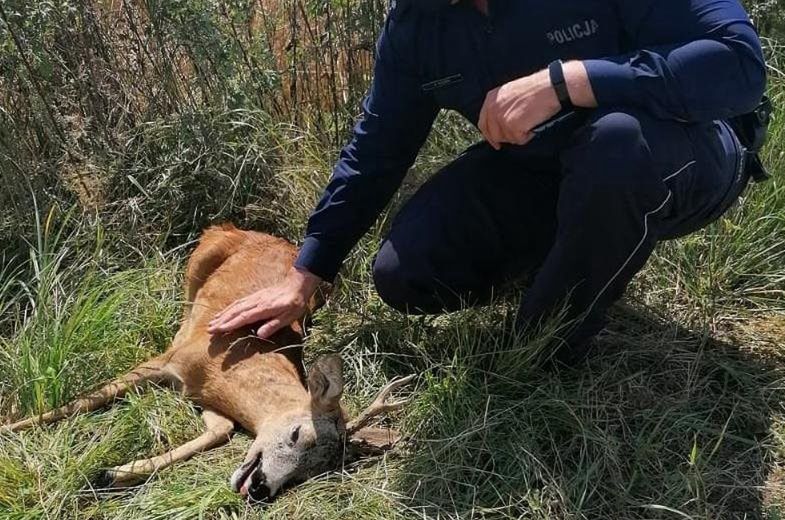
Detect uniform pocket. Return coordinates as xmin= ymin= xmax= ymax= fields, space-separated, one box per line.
xmin=424 ymin=73 xmax=485 ymax=125
xmin=660 ymin=121 xmax=743 ymax=239
xmin=695 ymin=121 xmax=748 ymax=225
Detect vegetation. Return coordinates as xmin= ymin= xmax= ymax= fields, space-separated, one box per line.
xmin=1 ymin=1 xmax=784 ymax=519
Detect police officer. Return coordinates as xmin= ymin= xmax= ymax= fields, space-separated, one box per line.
xmin=209 ymin=0 xmax=767 ymax=364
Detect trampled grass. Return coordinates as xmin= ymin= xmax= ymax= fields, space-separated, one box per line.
xmin=1 ymin=24 xmax=785 ymax=520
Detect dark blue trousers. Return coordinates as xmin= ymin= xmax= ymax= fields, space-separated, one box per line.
xmin=372 ymin=108 xmax=750 ymax=361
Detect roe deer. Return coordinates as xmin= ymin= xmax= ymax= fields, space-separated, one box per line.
xmin=3 ymin=224 xmax=413 ymax=500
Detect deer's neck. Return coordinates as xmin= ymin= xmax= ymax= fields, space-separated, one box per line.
xmin=247 ymin=375 xmax=311 ymax=434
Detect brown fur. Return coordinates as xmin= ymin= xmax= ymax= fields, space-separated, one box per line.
xmin=168 ymin=224 xmax=314 ymax=432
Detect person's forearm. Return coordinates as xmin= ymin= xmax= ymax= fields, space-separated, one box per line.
xmin=581 ymin=32 xmax=765 ymax=121
xmin=477 ymin=60 xmax=599 ymax=148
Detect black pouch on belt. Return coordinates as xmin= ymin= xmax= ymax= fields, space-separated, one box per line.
xmin=728 ymin=95 xmax=775 ymax=182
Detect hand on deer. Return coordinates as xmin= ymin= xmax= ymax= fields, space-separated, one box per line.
xmin=208 ymin=266 xmax=322 ymax=338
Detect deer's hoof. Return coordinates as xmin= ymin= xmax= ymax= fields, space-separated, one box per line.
xmin=92 ymin=470 xmax=117 ymax=489
xmin=92 ymin=468 xmax=147 ymax=489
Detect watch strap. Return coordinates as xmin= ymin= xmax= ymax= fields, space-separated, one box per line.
xmin=548 ymin=60 xmax=574 ymax=111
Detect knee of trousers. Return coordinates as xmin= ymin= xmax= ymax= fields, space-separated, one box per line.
xmin=372 ymin=239 xmax=441 ymax=315
xmin=563 ymin=109 xmax=659 ymax=200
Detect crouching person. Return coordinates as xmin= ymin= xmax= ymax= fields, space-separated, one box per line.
xmin=209 ymin=0 xmax=767 ymax=365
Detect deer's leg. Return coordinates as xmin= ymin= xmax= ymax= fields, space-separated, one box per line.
xmin=102 ymin=409 xmax=234 ymax=487
xmin=3 ymin=357 xmax=172 ymax=433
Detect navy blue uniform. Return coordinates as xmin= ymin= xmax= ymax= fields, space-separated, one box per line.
xmin=294 ymin=0 xmax=766 ymax=359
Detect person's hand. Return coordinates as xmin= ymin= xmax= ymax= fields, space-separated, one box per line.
xmin=479 ymin=61 xmax=596 ymax=150
xmin=479 ymin=68 xmax=560 ymax=150
xmin=208 ymin=267 xmax=323 ymax=339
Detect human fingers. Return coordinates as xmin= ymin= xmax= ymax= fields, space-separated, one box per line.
xmin=479 ymin=90 xmax=502 ymax=150
xmin=210 ymin=293 xmax=259 ymax=323
xmin=210 ymin=303 xmax=278 ymax=334
xmin=484 ymin=108 xmax=505 ymax=150
xmin=255 ymin=317 xmax=288 ymax=340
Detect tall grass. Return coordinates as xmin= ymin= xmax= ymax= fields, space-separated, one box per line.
xmin=0 ymin=0 xmax=384 ymax=254
xmin=0 ymin=208 xmax=181 ymax=419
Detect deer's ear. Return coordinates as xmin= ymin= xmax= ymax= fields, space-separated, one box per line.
xmin=307 ymin=355 xmax=344 ymax=411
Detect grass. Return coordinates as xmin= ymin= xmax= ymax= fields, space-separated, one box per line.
xmin=1 ymin=126 xmax=784 ymax=519
xmin=1 ymin=10 xmax=785 ymax=520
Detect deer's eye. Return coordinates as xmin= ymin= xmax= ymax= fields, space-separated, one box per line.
xmin=289 ymin=425 xmax=301 ymax=446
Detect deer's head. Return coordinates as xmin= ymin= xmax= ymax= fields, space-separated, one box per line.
xmin=230 ymin=355 xmax=413 ymax=501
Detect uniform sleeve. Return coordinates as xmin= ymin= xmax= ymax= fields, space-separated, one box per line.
xmin=294 ymin=17 xmax=439 ymax=282
xmin=584 ymin=0 xmax=766 ymax=122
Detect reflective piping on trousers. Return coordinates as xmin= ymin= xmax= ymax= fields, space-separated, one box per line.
xmin=586 ymin=160 xmax=696 ymax=314
xmin=662 ymin=160 xmax=696 ymax=182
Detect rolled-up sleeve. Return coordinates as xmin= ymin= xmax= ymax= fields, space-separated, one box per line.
xmin=584 ymin=0 xmax=766 ymax=122
xmin=294 ymin=16 xmax=438 ymax=282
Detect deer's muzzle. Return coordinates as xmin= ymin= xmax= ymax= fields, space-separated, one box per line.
xmin=230 ymin=452 xmax=262 ymax=496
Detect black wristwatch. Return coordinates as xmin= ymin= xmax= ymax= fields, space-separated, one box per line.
xmin=548 ymin=60 xmax=574 ymax=111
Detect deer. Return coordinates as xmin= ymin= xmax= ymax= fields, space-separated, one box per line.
xmin=2 ymin=224 xmax=414 ymax=501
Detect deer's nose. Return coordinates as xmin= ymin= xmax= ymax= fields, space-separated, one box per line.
xmin=247 ymin=469 xmax=271 ymax=501
xmin=248 ymin=482 xmax=271 ymax=501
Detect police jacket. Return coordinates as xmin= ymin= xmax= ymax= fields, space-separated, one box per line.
xmin=294 ymin=0 xmax=767 ymax=282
